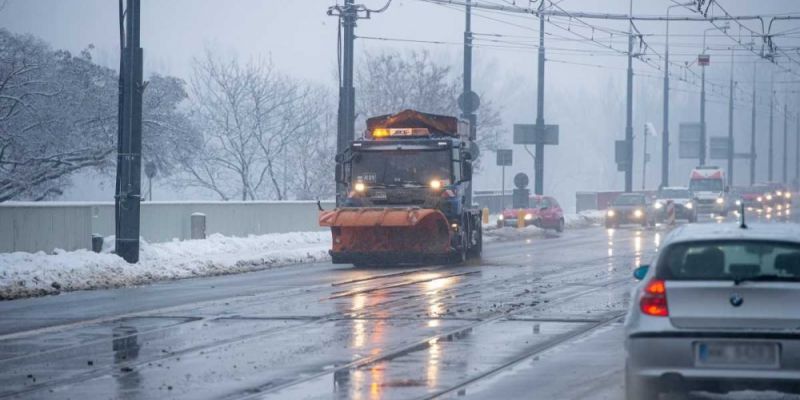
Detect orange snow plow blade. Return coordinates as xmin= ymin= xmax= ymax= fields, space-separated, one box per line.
xmin=319 ymin=208 xmax=452 ymax=264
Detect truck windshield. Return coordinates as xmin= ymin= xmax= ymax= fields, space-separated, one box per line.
xmin=689 ymin=179 xmax=723 ymax=192
xmin=658 ymin=241 xmax=800 ymax=282
xmin=613 ymin=195 xmax=644 ymax=206
xmin=351 ymin=149 xmax=452 ymax=187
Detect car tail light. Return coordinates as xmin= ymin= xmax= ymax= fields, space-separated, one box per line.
xmin=639 ymin=279 xmax=668 ymax=317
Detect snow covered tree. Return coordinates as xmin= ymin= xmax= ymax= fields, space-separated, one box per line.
xmin=0 ymin=29 xmax=196 ymax=202
xmin=181 ymin=51 xmax=331 ymax=201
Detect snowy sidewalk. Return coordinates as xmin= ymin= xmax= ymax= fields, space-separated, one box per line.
xmin=0 ymin=232 xmax=330 ymax=300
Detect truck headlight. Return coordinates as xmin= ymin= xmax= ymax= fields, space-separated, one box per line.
xmin=354 ymin=182 xmax=366 ymax=192
xmin=429 ymin=179 xmax=442 ymax=189
xmin=524 ymin=213 xmax=533 ymax=221
xmin=654 ymin=202 xmax=663 ymax=209
xmin=633 ymin=209 xmax=643 ymax=218
xmin=607 ymin=210 xmax=615 ymax=217
xmin=498 ymin=214 xmax=504 ymax=221
xmin=715 ymin=197 xmax=724 ymax=204
xmin=686 ymin=202 xmax=693 ymax=209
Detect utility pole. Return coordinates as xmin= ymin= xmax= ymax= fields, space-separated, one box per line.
xmin=783 ymin=103 xmax=788 ymax=183
xmin=624 ymin=0 xmax=634 ymax=192
xmin=334 ymin=0 xmax=357 ymax=206
xmin=769 ymin=73 xmax=774 ymax=181
xmin=727 ymin=48 xmax=735 ymax=187
xmin=699 ymin=58 xmax=707 ymax=167
xmin=750 ymin=62 xmax=757 ymax=186
xmin=796 ymin=112 xmax=799 ymax=187
xmin=642 ymin=124 xmax=648 ymax=190
xmin=534 ymin=0 xmax=546 ymax=195
xmin=462 ymin=0 xmax=476 ymax=204
xmin=115 ymin=0 xmax=144 ymax=264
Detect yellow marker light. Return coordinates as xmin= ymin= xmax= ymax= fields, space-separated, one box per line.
xmin=524 ymin=213 xmax=533 ymax=221
xmin=633 ymin=209 xmax=643 ymax=218
xmin=607 ymin=210 xmax=616 ymax=217
xmin=715 ymin=197 xmax=724 ymax=204
xmin=354 ymin=182 xmax=366 ymax=192
xmin=372 ymin=128 xmax=390 ymax=138
xmin=429 ymin=179 xmax=442 ymax=189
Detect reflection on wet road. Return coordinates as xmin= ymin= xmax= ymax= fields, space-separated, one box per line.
xmin=0 ymin=207 xmax=797 ymax=399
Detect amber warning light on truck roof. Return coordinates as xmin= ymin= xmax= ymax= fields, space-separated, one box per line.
xmin=371 ymin=127 xmax=430 ymax=138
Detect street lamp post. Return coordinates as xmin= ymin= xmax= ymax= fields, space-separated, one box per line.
xmin=699 ymin=25 xmax=728 ymax=167
xmin=662 ymin=1 xmax=694 ymax=188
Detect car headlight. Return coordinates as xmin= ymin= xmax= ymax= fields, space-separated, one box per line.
xmin=633 ymin=209 xmax=643 ymax=218
xmin=735 ymin=200 xmax=742 ymax=206
xmin=685 ymin=202 xmax=693 ymax=209
xmin=766 ymin=194 xmax=773 ymax=201
xmin=787 ymin=193 xmax=792 ymax=199
xmin=498 ymin=214 xmax=504 ymax=221
xmin=524 ymin=213 xmax=533 ymax=221
xmin=715 ymin=197 xmax=724 ymax=205
xmin=654 ymin=202 xmax=663 ymax=209
xmin=776 ymin=191 xmax=783 ymax=196
xmin=757 ymin=196 xmax=763 ymax=202
xmin=607 ymin=210 xmax=616 ymax=217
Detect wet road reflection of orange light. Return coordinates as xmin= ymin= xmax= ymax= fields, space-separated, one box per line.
xmin=427 ymin=338 xmax=440 ymax=388
xmin=370 ymin=365 xmax=384 ymax=400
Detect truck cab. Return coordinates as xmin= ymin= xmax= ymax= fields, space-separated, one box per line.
xmin=688 ymin=166 xmax=729 ymax=216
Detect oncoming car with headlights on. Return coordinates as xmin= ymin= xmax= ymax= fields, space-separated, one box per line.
xmin=653 ymin=187 xmax=697 ymax=223
xmin=496 ymin=195 xmax=565 ymax=232
xmin=624 ymin=222 xmax=800 ymax=399
xmin=605 ymin=193 xmax=655 ymax=228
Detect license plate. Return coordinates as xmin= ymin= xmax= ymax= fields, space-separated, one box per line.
xmin=695 ymin=341 xmax=779 ymax=368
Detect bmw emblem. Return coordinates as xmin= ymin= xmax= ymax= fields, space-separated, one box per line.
xmin=729 ymin=293 xmax=744 ymax=307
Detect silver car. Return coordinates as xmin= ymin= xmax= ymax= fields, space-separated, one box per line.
xmin=624 ymin=222 xmax=800 ymax=399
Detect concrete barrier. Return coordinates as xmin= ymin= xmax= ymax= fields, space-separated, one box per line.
xmin=0 ymin=200 xmax=335 ymax=253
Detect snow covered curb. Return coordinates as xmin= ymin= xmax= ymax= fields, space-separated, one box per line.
xmin=0 ymin=232 xmax=331 ymax=300
xmin=483 ymin=210 xmax=605 ymax=242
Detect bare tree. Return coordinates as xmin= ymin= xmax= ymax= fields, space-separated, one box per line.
xmin=285 ymin=87 xmax=336 ymax=200
xmin=182 ymin=51 xmax=325 ymax=201
xmin=355 ymin=49 xmax=501 ymax=168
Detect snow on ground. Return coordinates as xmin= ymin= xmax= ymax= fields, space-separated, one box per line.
xmin=0 ymin=232 xmax=331 ymax=300
xmin=483 ymin=210 xmax=605 ymax=242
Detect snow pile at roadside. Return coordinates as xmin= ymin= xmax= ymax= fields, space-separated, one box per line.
xmin=0 ymin=232 xmax=331 ymax=300
xmin=565 ymin=210 xmax=606 ymax=228
xmin=483 ymin=225 xmax=547 ymax=242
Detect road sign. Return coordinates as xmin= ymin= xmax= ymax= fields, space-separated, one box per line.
xmin=709 ymin=137 xmax=731 ymax=160
xmin=458 ymin=91 xmax=480 ymax=113
xmin=496 ymin=149 xmax=512 ymax=166
xmin=514 ymin=172 xmax=529 ymax=189
xmin=679 ymin=122 xmax=702 ymax=159
xmin=615 ymin=140 xmax=629 ymax=165
xmin=698 ymin=54 xmax=710 ymax=66
xmin=512 ymin=188 xmax=530 ymax=208
xmin=513 ymin=124 xmax=559 ymax=145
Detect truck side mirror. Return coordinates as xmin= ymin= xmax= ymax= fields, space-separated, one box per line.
xmin=462 ymin=161 xmax=473 ymax=182
xmin=335 ymin=164 xmax=344 ymax=184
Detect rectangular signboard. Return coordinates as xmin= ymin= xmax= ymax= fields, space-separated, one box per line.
xmin=496 ymin=149 xmax=513 ymax=166
xmin=709 ymin=137 xmax=731 ymax=160
xmin=513 ymin=124 xmax=559 ymax=145
xmin=679 ymin=122 xmax=702 ymax=159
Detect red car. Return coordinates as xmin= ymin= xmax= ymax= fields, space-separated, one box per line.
xmin=497 ymin=195 xmax=565 ymax=232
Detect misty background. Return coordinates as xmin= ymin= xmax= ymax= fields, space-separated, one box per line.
xmin=2 ymin=0 xmax=799 ymax=211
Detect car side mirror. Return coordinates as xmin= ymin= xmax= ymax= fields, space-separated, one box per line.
xmin=335 ymin=164 xmax=344 ymax=184
xmin=462 ymin=161 xmax=473 ymax=182
xmin=633 ymin=265 xmax=649 ymax=281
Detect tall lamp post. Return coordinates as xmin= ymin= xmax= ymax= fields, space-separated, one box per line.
xmin=662 ymin=1 xmax=695 ymax=188
xmin=699 ymin=24 xmax=729 ymax=167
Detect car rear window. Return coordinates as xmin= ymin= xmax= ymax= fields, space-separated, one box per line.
xmin=658 ymin=241 xmax=800 ymax=281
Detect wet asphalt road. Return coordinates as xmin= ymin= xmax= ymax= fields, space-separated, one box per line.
xmin=0 ymin=211 xmax=797 ymax=399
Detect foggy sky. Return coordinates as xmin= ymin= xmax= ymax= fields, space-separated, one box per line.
xmin=2 ymin=0 xmax=799 ymax=209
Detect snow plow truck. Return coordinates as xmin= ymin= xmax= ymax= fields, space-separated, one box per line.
xmin=319 ymin=109 xmax=483 ymax=266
